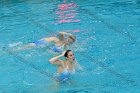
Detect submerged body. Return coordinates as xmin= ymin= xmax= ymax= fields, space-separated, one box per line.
xmin=12 ymin=32 xmax=76 ymax=53
xmin=49 ymin=50 xmax=81 ymax=82
xmin=55 ymin=60 xmax=75 ymax=82
xmin=56 ymin=70 xmax=71 ymax=82
xmin=32 ymin=38 xmax=64 ymax=52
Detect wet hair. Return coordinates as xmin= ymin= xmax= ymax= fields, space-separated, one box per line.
xmin=64 ymin=50 xmax=72 ymax=57
xmin=66 ymin=36 xmax=76 ymax=45
xmin=68 ymin=36 xmax=76 ymax=42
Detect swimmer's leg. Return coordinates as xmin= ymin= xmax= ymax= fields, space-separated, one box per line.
xmin=11 ymin=43 xmax=35 ymax=51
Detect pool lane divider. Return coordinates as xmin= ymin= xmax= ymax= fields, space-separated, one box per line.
xmin=78 ymin=51 xmax=137 ymax=86
xmin=78 ymin=8 xmax=136 ymax=43
xmin=1 ymin=47 xmax=57 ymax=81
xmin=5 ymin=3 xmax=81 ymax=36
xmin=3 ymin=1 xmax=136 ymax=43
xmin=2 ymin=1 xmax=137 ymax=85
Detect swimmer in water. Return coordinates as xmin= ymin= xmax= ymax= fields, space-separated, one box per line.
xmin=49 ymin=50 xmax=82 ymax=82
xmin=12 ymin=32 xmax=76 ymax=53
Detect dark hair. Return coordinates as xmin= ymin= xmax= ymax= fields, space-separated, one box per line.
xmin=64 ymin=50 xmax=72 ymax=57
xmin=68 ymin=36 xmax=76 ymax=42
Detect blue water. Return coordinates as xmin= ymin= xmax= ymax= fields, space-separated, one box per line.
xmin=0 ymin=0 xmax=140 ymax=93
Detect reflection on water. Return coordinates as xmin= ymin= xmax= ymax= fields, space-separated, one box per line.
xmin=54 ymin=0 xmax=80 ymax=24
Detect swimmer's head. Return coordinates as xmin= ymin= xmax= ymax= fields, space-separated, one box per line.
xmin=64 ymin=50 xmax=71 ymax=57
xmin=66 ymin=36 xmax=76 ymax=45
xmin=64 ymin=50 xmax=75 ymax=61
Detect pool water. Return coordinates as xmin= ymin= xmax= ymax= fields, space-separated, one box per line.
xmin=0 ymin=0 xmax=140 ymax=93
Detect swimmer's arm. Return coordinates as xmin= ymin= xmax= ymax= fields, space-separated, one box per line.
xmin=49 ymin=54 xmax=63 ymax=65
xmin=44 ymin=37 xmax=59 ymax=43
xmin=59 ymin=32 xmax=76 ymax=41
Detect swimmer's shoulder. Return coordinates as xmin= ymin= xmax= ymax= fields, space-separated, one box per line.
xmin=44 ymin=37 xmax=60 ymax=42
xmin=41 ymin=37 xmax=60 ymax=42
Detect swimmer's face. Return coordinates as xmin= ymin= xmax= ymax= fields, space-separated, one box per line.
xmin=67 ymin=51 xmax=75 ymax=61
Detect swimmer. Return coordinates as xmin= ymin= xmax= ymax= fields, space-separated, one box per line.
xmin=12 ymin=32 xmax=76 ymax=52
xmin=49 ymin=50 xmax=82 ymax=82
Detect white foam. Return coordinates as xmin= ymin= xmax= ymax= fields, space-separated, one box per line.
xmin=9 ymin=42 xmax=23 ymax=48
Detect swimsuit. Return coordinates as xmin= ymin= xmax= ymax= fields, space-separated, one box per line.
xmin=56 ymin=70 xmax=71 ymax=82
xmin=55 ymin=62 xmax=75 ymax=82
xmin=33 ymin=40 xmax=48 ymax=46
xmin=33 ymin=40 xmax=63 ymax=52
xmin=50 ymin=46 xmax=63 ymax=52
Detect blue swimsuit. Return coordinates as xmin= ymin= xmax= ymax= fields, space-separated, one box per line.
xmin=33 ymin=40 xmax=63 ymax=52
xmin=56 ymin=70 xmax=71 ymax=82
xmin=33 ymin=40 xmax=48 ymax=46
xmin=50 ymin=46 xmax=63 ymax=52
xmin=55 ymin=63 xmax=75 ymax=82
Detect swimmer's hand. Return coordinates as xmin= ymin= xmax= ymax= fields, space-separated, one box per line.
xmin=59 ymin=32 xmax=72 ymax=35
xmin=61 ymin=51 xmax=66 ymax=56
xmin=59 ymin=32 xmax=67 ymax=35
